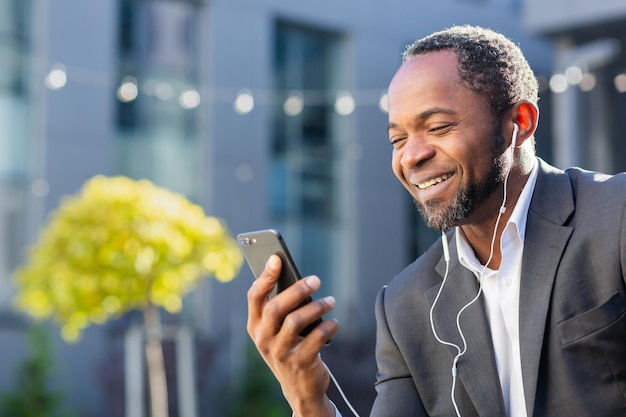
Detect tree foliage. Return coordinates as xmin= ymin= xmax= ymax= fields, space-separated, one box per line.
xmin=13 ymin=176 xmax=243 ymax=342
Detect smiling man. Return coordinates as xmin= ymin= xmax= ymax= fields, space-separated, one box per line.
xmin=247 ymin=26 xmax=626 ymax=417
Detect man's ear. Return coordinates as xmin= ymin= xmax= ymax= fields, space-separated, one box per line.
xmin=510 ymin=100 xmax=539 ymax=146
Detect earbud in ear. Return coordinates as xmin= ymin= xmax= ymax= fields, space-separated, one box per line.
xmin=511 ymin=123 xmax=519 ymax=149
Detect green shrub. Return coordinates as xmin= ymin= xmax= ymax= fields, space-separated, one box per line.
xmin=0 ymin=324 xmax=74 ymax=417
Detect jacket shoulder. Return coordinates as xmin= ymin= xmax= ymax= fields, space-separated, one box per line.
xmin=564 ymin=166 xmax=626 ymax=210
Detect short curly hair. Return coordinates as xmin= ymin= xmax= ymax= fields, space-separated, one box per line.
xmin=403 ymin=25 xmax=539 ymax=119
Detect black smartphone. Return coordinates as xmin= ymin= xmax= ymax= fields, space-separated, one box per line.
xmin=237 ymin=228 xmax=324 ymax=338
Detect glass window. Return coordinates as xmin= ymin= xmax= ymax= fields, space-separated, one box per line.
xmin=0 ymin=0 xmax=30 ymax=176
xmin=272 ymin=22 xmax=341 ymax=290
xmin=0 ymin=0 xmax=29 ymax=92
xmin=115 ymin=0 xmax=201 ymax=198
xmin=0 ymin=0 xmax=31 ymax=306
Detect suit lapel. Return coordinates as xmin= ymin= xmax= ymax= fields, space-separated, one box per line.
xmin=428 ymin=241 xmax=507 ymax=416
xmin=518 ymin=159 xmax=575 ymax=414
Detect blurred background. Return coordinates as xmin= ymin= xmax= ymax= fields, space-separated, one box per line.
xmin=0 ymin=0 xmax=625 ymax=416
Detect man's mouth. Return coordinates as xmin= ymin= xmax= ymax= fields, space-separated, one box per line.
xmin=416 ymin=173 xmax=453 ymax=189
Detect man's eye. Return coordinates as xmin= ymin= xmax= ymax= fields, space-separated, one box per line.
xmin=429 ymin=124 xmax=450 ymax=132
xmin=390 ymin=137 xmax=406 ymax=147
xmin=429 ymin=122 xmax=457 ymax=133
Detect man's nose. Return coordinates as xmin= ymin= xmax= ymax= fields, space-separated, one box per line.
xmin=400 ymin=135 xmax=435 ymax=168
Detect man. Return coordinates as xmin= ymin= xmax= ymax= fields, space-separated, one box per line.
xmin=247 ymin=25 xmax=626 ymax=417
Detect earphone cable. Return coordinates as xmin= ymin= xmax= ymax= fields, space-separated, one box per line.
xmin=429 ymin=123 xmax=518 ymax=417
xmin=322 ymin=356 xmax=361 ymax=417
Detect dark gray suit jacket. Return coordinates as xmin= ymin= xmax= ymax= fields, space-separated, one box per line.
xmin=371 ymin=159 xmax=626 ymax=416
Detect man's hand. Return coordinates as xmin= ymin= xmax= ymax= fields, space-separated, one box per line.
xmin=247 ymin=254 xmax=340 ymax=417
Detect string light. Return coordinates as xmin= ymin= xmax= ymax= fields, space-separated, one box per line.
xmin=117 ymin=76 xmax=139 ymax=102
xmin=40 ymin=61 xmax=626 ymax=115
xmin=234 ymin=89 xmax=255 ymax=114
xmin=579 ymin=73 xmax=596 ymax=92
xmin=35 ymin=59 xmax=387 ymax=116
xmin=549 ymin=73 xmax=568 ymax=93
xmin=334 ymin=91 xmax=355 ymax=116
xmin=283 ymin=91 xmax=304 ymax=116
xmin=564 ymin=66 xmax=583 ymax=85
xmin=45 ymin=64 xmax=67 ymax=90
xmin=179 ymin=89 xmax=201 ymax=109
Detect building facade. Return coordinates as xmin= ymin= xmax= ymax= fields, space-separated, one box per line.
xmin=0 ymin=1 xmax=554 ymax=416
xmin=524 ymin=0 xmax=626 ymax=174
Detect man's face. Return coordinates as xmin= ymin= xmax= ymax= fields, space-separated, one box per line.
xmin=387 ymin=50 xmax=507 ymax=231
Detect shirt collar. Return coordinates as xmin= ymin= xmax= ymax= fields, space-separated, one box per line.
xmin=456 ymin=159 xmax=539 ymax=271
xmin=506 ymin=158 xmax=538 ymax=243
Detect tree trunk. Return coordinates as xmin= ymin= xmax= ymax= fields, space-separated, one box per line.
xmin=144 ymin=303 xmax=169 ymax=417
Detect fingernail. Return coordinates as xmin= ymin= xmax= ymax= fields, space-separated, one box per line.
xmin=267 ymin=255 xmax=279 ymax=270
xmin=305 ymin=276 xmax=320 ymax=289
xmin=323 ymin=296 xmax=336 ymax=307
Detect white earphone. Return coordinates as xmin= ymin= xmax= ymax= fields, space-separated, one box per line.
xmin=432 ymin=121 xmax=519 ymax=417
xmin=511 ymin=123 xmax=519 ymax=151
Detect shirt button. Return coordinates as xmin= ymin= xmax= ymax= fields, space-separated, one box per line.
xmin=501 ymin=276 xmax=512 ymax=286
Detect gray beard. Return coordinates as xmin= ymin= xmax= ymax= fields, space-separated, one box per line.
xmin=414 ymin=133 xmax=507 ymax=232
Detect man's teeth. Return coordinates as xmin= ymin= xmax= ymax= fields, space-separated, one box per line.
xmin=417 ymin=173 xmax=452 ymax=189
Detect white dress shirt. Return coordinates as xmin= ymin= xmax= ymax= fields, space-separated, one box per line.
xmin=456 ymin=160 xmax=538 ymax=417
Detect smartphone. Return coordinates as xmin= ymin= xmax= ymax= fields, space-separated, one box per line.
xmin=237 ymin=228 xmax=324 ymax=338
